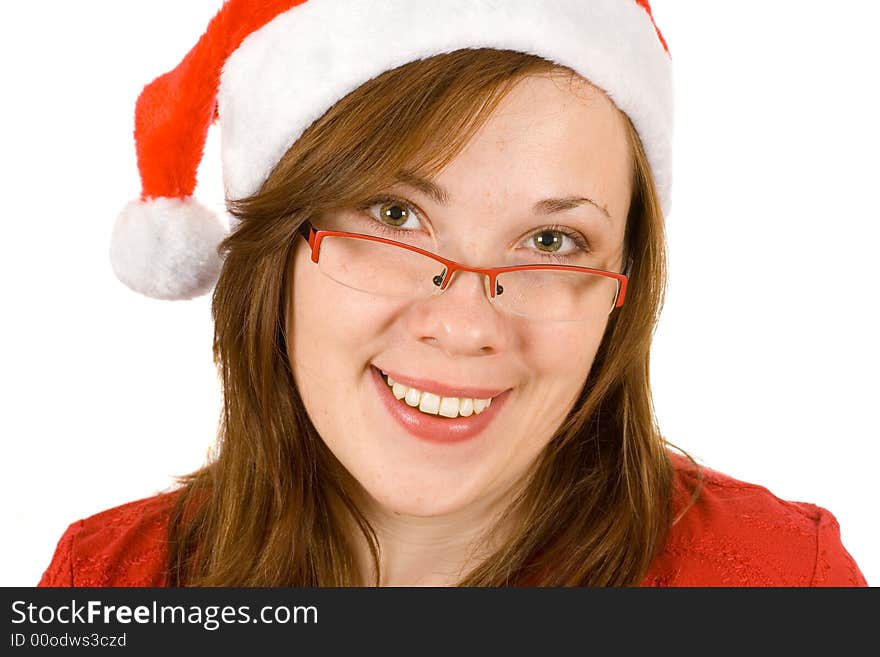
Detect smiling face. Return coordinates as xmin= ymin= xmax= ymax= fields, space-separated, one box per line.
xmin=286 ymin=73 xmax=633 ymax=520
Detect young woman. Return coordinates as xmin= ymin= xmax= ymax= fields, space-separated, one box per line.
xmin=39 ymin=0 xmax=866 ymax=587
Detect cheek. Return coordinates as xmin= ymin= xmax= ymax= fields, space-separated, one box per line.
xmin=288 ymin=243 xmax=388 ymax=357
xmin=286 ymin=244 xmax=406 ymax=421
xmin=523 ymin=320 xmax=605 ymax=382
xmin=288 ymin=249 xmax=369 ymax=458
xmin=515 ymin=319 xmax=607 ymax=433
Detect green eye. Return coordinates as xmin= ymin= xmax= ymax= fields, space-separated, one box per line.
xmin=380 ymin=202 xmax=409 ymax=227
xmin=533 ymin=230 xmax=563 ymax=252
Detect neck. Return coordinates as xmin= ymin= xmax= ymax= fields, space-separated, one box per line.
xmin=349 ymin=482 xmax=525 ymax=587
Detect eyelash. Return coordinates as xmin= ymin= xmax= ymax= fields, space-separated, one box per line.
xmin=358 ymin=195 xmax=592 ymax=261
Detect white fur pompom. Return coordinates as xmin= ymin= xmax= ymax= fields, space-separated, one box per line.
xmin=110 ymin=197 xmax=228 ymax=300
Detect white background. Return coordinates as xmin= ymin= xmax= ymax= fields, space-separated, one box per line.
xmin=1 ymin=1 xmax=876 ymax=586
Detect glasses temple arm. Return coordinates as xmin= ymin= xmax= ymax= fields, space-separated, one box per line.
xmin=297 ymin=221 xmax=313 ymax=242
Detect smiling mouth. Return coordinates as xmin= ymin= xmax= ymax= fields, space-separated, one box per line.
xmin=377 ymin=369 xmax=495 ymax=419
xmin=369 ymin=365 xmax=510 ymax=443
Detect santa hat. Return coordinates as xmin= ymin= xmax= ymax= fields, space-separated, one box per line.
xmin=110 ymin=0 xmax=672 ymax=300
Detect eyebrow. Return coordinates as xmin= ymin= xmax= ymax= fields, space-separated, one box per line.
xmin=395 ymin=170 xmax=610 ymax=220
xmin=396 ymin=170 xmax=449 ymax=206
xmin=534 ymin=196 xmax=611 ymax=219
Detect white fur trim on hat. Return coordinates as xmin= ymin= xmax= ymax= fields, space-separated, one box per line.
xmin=218 ymin=0 xmax=673 ymax=215
xmin=110 ymin=197 xmax=227 ymax=300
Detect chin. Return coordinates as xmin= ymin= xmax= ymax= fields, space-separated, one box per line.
xmin=362 ymin=475 xmax=484 ymax=519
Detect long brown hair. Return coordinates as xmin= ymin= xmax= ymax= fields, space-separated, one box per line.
xmin=168 ymin=48 xmax=698 ymax=586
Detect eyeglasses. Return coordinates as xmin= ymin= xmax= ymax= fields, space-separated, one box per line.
xmin=296 ymin=221 xmax=631 ymax=322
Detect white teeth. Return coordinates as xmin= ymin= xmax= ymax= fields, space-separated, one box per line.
xmin=458 ymin=398 xmax=474 ymax=417
xmin=473 ymin=398 xmax=489 ymax=414
xmin=391 ymin=382 xmax=407 ymax=400
xmin=438 ymin=396 xmax=460 ymax=418
xmin=419 ymin=392 xmax=441 ymax=415
xmin=381 ymin=372 xmax=494 ymax=418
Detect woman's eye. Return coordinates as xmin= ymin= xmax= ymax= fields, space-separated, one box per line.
xmin=533 ymin=230 xmax=564 ymax=253
xmin=367 ymin=200 xmax=421 ymax=230
xmin=529 ymin=227 xmax=590 ymax=256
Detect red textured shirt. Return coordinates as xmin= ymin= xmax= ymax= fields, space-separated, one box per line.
xmin=38 ymin=454 xmax=867 ymax=587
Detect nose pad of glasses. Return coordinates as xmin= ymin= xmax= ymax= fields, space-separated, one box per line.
xmin=433 ymin=268 xmax=503 ymax=301
xmin=481 ymin=274 xmax=502 ymax=298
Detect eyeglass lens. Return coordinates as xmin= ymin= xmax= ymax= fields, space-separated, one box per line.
xmin=315 ymin=235 xmax=619 ymax=321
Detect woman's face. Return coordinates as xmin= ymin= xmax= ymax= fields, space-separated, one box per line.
xmin=287 ymin=74 xmax=632 ymax=518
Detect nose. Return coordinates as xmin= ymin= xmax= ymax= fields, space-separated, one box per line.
xmin=404 ymin=267 xmax=513 ymax=358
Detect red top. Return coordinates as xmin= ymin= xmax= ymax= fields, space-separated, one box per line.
xmin=38 ymin=453 xmax=867 ymax=587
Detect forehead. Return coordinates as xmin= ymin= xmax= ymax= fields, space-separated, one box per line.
xmin=431 ymin=73 xmax=633 ymax=223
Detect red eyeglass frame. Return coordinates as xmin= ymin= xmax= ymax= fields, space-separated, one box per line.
xmin=296 ymin=221 xmax=632 ymax=309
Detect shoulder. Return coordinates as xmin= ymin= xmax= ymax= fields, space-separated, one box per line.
xmin=643 ymin=452 xmax=867 ymax=587
xmin=38 ymin=491 xmax=180 ymax=587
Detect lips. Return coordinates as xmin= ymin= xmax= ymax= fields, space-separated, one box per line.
xmin=373 ymin=365 xmax=508 ymax=400
xmin=369 ymin=365 xmax=510 ymax=444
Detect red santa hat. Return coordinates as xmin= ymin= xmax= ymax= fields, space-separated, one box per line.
xmin=110 ymin=0 xmax=672 ymax=300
